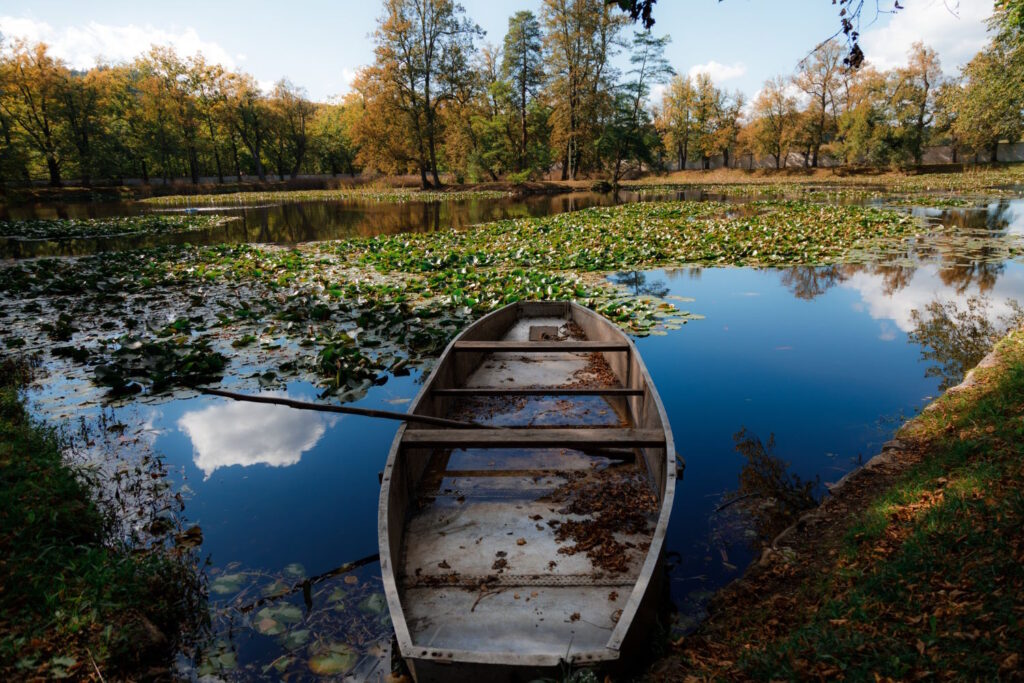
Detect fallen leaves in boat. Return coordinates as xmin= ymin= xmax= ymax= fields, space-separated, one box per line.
xmin=546 ymin=471 xmax=658 ymax=573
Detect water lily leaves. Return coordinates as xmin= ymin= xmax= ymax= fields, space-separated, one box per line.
xmin=0 ymin=215 xmax=233 ymax=242
xmin=255 ymin=616 xmax=286 ymax=636
xmin=358 ymin=592 xmax=388 ymax=616
xmin=261 ymin=579 xmax=290 ymax=596
xmin=308 ymin=643 xmax=358 ymax=676
xmin=197 ymin=644 xmax=238 ymax=676
xmin=210 ymin=573 xmax=247 ymax=595
xmin=254 ymin=603 xmax=303 ymax=635
xmin=279 ymin=628 xmax=311 ymax=649
xmin=282 ymin=562 xmax=306 ymax=579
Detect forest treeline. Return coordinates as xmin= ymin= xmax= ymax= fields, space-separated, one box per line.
xmin=1 ymin=0 xmax=1022 ymax=189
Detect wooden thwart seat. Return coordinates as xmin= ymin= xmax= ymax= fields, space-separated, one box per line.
xmin=401 ymin=427 xmax=664 ymax=449
xmin=452 ymin=340 xmax=630 ymax=352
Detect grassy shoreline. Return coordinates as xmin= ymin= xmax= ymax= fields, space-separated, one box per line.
xmin=0 ymin=355 xmax=206 ymax=680
xmin=651 ymin=325 xmax=1024 ymax=680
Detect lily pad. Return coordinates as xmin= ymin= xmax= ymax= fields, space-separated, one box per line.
xmin=308 ymin=643 xmax=358 ymax=676
xmin=358 ymin=592 xmax=388 ymax=616
xmin=210 ymin=573 xmax=247 ymax=595
xmin=282 ymin=562 xmax=306 ymax=579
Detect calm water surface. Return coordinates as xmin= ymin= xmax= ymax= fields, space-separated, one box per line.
xmin=13 ymin=194 xmax=1024 ymax=676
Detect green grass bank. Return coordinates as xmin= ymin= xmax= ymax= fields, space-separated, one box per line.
xmin=0 ymin=356 xmax=206 ymax=680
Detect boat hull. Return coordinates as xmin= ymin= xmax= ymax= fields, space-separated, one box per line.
xmin=378 ymin=301 xmax=676 ymax=681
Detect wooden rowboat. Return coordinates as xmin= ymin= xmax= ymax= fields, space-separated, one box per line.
xmin=378 ymin=301 xmax=676 ymax=681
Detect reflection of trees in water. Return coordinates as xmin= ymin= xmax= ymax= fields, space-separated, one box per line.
xmin=872 ymin=264 xmax=916 ymax=295
xmin=664 ymin=267 xmax=702 ymax=281
xmin=909 ymin=295 xmax=1024 ymax=390
xmin=935 ymin=200 xmax=1013 ymax=234
xmin=778 ymin=265 xmax=851 ymax=300
xmin=610 ymin=270 xmax=670 ymax=298
xmin=718 ymin=429 xmax=820 ymax=550
xmin=937 ymin=260 xmax=1003 ymax=295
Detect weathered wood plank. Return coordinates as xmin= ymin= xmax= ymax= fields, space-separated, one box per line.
xmin=401 ymin=428 xmax=664 ymax=449
xmin=452 ymin=340 xmax=629 ymax=352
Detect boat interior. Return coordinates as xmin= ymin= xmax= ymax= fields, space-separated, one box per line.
xmin=381 ymin=302 xmax=673 ymax=667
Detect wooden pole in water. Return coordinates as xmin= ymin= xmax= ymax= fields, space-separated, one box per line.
xmin=200 ymin=388 xmax=476 ymax=428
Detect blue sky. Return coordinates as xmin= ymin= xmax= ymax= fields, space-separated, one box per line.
xmin=1 ymin=0 xmax=995 ymax=102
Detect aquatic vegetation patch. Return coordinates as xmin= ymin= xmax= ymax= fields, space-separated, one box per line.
xmin=329 ymin=200 xmax=925 ymax=270
xmin=0 ymin=198 xmax=990 ymax=404
xmin=626 ymin=165 xmax=1024 ymax=198
xmin=0 ymin=214 xmax=236 ymax=240
xmin=193 ymin=559 xmax=390 ymax=679
xmin=140 ymin=187 xmax=514 ymax=207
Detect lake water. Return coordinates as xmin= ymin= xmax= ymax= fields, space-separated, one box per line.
xmin=9 ymin=192 xmax=1024 ymax=677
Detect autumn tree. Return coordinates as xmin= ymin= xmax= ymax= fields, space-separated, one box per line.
xmin=542 ymin=0 xmax=625 ymax=179
xmin=657 ymin=74 xmax=696 ymax=169
xmin=891 ymin=42 xmax=942 ymax=165
xmin=950 ymin=38 xmax=1024 ymax=161
xmin=224 ymin=73 xmax=270 ymax=180
xmin=362 ymin=0 xmax=482 ymax=188
xmin=712 ymin=90 xmax=744 ymax=168
xmin=835 ymin=66 xmax=894 ymax=165
xmin=191 ymin=56 xmax=228 ymax=183
xmin=310 ymin=95 xmax=361 ymax=176
xmin=691 ymin=73 xmax=722 ymax=168
xmin=750 ymin=76 xmax=798 ymax=168
xmin=793 ymin=39 xmax=843 ymax=167
xmin=502 ymin=11 xmax=544 ymax=170
xmin=268 ymin=79 xmax=316 ymax=179
xmin=54 ymin=68 xmax=102 ymax=185
xmin=0 ymin=41 xmax=66 ymax=185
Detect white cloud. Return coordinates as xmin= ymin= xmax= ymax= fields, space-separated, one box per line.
xmin=687 ymin=60 xmax=747 ymax=82
xmin=0 ymin=16 xmax=237 ymax=70
xmin=649 ymin=82 xmax=668 ymax=107
xmin=178 ymin=393 xmax=335 ymax=478
xmin=859 ymin=0 xmax=993 ymax=74
xmin=841 ymin=263 xmax=1024 ymax=334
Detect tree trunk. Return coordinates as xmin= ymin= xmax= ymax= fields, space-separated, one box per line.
xmin=991 ymin=140 xmax=1000 ymax=163
xmin=230 ymin=137 xmax=242 ymax=181
xmin=428 ymin=134 xmax=441 ymax=187
xmin=811 ymin=144 xmax=819 ymax=168
xmin=520 ymin=77 xmax=528 ymax=171
xmin=46 ymin=155 xmax=61 ymax=186
xmin=189 ymin=145 xmax=200 ymax=184
xmin=419 ymin=164 xmax=430 ymax=189
xmin=560 ymin=149 xmax=568 ymax=181
xmin=207 ymin=117 xmax=224 ymax=183
xmin=722 ymin=147 xmax=730 ymax=168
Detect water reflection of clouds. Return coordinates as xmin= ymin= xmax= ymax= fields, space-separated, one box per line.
xmin=842 ymin=264 xmax=1024 ymax=334
xmin=178 ymin=394 xmax=336 ymax=478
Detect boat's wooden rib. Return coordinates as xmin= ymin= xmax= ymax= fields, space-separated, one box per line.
xmin=430 ymin=387 xmax=644 ymax=396
xmin=378 ymin=301 xmax=677 ymax=682
xmin=452 ymin=340 xmax=629 ymax=352
xmin=400 ymin=427 xmax=664 ymax=449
